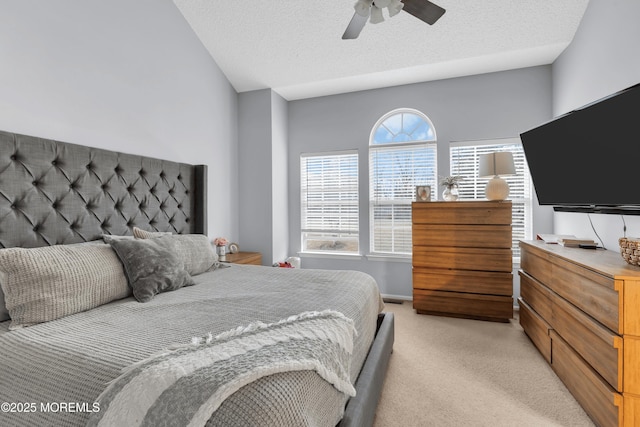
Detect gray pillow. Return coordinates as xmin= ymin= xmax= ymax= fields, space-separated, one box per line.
xmin=134 ymin=232 xmax=218 ymax=276
xmin=108 ymin=236 xmax=194 ymax=303
xmin=0 ymin=239 xmax=114 ymax=324
xmin=132 ymin=226 xmax=172 ymax=239
xmin=102 ymin=234 xmax=135 ymax=244
xmin=167 ymin=234 xmax=218 ymax=275
xmin=0 ymin=285 xmax=8 ymax=322
xmin=0 ymin=243 xmax=130 ymax=329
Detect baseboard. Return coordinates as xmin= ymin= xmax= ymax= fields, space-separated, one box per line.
xmin=381 ymin=295 xmax=521 ymax=312
xmin=381 ymin=293 xmax=412 ymax=304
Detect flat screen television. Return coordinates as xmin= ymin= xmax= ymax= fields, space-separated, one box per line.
xmin=520 ymin=82 xmax=640 ymax=214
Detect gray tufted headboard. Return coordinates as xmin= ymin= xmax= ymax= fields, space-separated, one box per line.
xmin=0 ymin=130 xmax=207 ymax=248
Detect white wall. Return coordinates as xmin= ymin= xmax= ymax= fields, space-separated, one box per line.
xmin=0 ymin=0 xmax=239 ymax=240
xmin=551 ymin=0 xmax=640 ymax=250
xmin=288 ymin=66 xmax=553 ymax=299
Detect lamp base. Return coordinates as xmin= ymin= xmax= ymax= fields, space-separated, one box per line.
xmin=485 ymin=176 xmax=510 ymax=201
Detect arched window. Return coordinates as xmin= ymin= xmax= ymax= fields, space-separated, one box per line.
xmin=369 ymin=109 xmax=437 ymax=254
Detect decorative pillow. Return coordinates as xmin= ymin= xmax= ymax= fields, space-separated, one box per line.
xmin=108 ymin=237 xmax=194 ymax=303
xmin=132 ymin=226 xmax=172 ymax=239
xmin=0 ymin=243 xmax=130 ymax=330
xmin=102 ymin=234 xmax=135 ymax=244
xmin=134 ymin=232 xmax=218 ymax=276
xmin=0 ymin=285 xmax=8 ymax=322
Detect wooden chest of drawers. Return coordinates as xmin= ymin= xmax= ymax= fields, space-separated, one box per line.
xmin=411 ymin=201 xmax=513 ymax=322
xmin=519 ymin=240 xmax=640 ymax=427
xmin=222 ymin=251 xmax=262 ymax=265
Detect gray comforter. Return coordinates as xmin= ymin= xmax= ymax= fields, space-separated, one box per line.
xmin=0 ymin=264 xmax=382 ymax=427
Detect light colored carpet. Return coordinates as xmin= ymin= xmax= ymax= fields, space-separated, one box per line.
xmin=372 ymin=302 xmax=596 ymax=427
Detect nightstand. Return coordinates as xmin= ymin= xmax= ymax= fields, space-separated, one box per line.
xmin=221 ymin=251 xmax=262 ymax=265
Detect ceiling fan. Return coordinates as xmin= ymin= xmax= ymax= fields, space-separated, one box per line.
xmin=342 ymin=0 xmax=446 ymax=39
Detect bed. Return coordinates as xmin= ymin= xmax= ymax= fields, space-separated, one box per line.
xmin=0 ymin=130 xmax=394 ymax=427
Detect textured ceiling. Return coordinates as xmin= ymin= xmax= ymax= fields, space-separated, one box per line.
xmin=173 ymin=0 xmax=590 ymax=100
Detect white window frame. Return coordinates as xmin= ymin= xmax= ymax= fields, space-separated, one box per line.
xmin=449 ymin=137 xmax=533 ymax=260
xmin=369 ymin=108 xmax=438 ymax=256
xmin=300 ymin=150 xmax=359 ymax=255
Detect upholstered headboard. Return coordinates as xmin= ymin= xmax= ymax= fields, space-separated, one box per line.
xmin=0 ymin=130 xmax=207 ymax=248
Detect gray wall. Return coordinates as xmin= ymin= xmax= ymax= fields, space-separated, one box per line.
xmin=0 ymin=0 xmax=239 ymax=241
xmin=6 ymin=0 xmax=634 ymax=300
xmin=271 ymin=92 xmax=290 ymax=264
xmin=288 ymin=66 xmax=553 ymax=299
xmin=238 ymin=90 xmax=273 ymax=262
xmin=551 ymin=0 xmax=640 ymax=250
xmin=237 ymin=89 xmax=289 ymax=265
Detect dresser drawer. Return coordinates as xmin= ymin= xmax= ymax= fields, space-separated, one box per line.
xmin=520 ymin=247 xmax=552 ymax=286
xmin=412 ymin=224 xmax=511 ymax=249
xmin=552 ymin=295 xmax=623 ymax=391
xmin=550 ymin=330 xmax=622 ymax=427
xmin=223 ymin=252 xmax=262 ymax=265
xmin=551 ymin=256 xmax=620 ymax=333
xmin=519 ymin=270 xmax=553 ymax=323
xmin=413 ymin=268 xmax=512 ymax=296
xmin=412 ymin=201 xmax=511 ymax=225
xmin=518 ymin=298 xmax=551 ymax=363
xmin=521 ymin=243 xmax=620 ymax=333
xmin=413 ymin=247 xmax=512 ymax=273
xmin=413 ymin=289 xmax=512 ymax=322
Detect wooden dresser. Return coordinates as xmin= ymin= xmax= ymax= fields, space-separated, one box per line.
xmin=411 ymin=201 xmax=513 ymax=322
xmin=519 ymin=240 xmax=640 ymax=427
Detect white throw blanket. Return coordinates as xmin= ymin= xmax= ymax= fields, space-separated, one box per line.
xmin=86 ymin=310 xmax=357 ymax=427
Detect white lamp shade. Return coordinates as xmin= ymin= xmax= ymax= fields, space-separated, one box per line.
xmin=479 ymin=152 xmax=516 ymax=201
xmin=478 ymin=152 xmax=515 ymax=178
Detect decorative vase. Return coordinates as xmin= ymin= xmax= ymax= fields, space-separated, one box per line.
xmin=217 ymin=245 xmax=226 ymax=258
xmin=442 ymin=184 xmax=459 ymax=201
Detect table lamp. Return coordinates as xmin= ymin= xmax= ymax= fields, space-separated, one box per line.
xmin=479 ymin=152 xmax=516 ymax=201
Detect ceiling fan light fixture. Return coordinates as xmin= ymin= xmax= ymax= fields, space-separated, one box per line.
xmin=354 ymin=0 xmax=373 ymax=17
xmin=387 ymin=0 xmax=404 ymax=17
xmin=373 ymin=0 xmax=391 ymax=7
xmin=370 ymin=5 xmax=384 ymax=24
xmin=343 ymin=0 xmax=445 ymax=40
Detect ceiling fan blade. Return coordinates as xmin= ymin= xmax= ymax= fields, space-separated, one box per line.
xmin=342 ymin=12 xmax=368 ymax=39
xmin=401 ymin=0 xmax=446 ymax=25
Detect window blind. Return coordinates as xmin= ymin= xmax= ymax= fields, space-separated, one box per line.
xmin=300 ymin=151 xmax=359 ymax=253
xmin=449 ymin=138 xmax=532 ymax=258
xmin=369 ymin=142 xmax=437 ymax=254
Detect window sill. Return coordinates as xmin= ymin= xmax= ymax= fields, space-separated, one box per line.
xmin=298 ymin=252 xmax=364 ymax=261
xmin=366 ymin=253 xmax=412 ymax=263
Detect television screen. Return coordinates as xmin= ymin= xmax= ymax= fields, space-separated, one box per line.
xmin=520 ymin=83 xmax=640 ymax=210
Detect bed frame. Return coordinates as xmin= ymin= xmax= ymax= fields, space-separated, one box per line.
xmin=0 ymin=129 xmax=394 ymax=426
